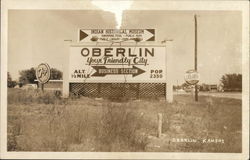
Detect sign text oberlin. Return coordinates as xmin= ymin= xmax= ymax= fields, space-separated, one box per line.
xmin=69 ymin=46 xmax=166 ymax=83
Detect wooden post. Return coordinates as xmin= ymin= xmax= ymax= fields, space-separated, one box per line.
xmin=157 ymin=113 xmax=163 ymax=138
xmin=41 ymin=83 xmax=44 ymax=92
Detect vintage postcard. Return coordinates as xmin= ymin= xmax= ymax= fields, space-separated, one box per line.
xmin=1 ymin=0 xmax=249 ymax=159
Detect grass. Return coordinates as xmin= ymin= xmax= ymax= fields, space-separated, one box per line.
xmin=7 ymin=88 xmax=242 ymax=152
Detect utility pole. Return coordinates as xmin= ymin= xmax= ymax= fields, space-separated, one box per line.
xmin=194 ymin=14 xmax=198 ymax=101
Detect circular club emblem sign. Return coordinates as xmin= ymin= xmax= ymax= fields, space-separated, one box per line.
xmin=36 ymin=63 xmax=51 ymax=84
xmin=184 ymin=70 xmax=200 ymax=85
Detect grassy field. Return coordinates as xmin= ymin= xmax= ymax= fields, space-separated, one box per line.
xmin=7 ymin=88 xmax=242 ymax=152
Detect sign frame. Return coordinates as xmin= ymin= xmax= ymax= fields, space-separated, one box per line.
xmin=68 ymin=43 xmax=167 ymax=83
xmin=63 ymin=42 xmax=174 ymax=103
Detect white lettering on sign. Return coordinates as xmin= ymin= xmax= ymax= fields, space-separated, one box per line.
xmin=69 ymin=45 xmax=166 ymax=83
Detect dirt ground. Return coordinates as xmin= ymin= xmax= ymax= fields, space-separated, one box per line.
xmin=7 ymin=89 xmax=242 ymax=152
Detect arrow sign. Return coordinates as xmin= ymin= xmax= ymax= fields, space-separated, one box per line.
xmin=79 ymin=29 xmax=155 ymax=42
xmin=91 ymin=66 xmax=145 ymax=77
xmin=80 ymin=30 xmax=89 ymax=41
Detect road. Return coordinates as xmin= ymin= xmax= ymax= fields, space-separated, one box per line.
xmin=174 ymin=91 xmax=242 ymax=100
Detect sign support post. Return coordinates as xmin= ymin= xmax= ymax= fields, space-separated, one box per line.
xmin=62 ymin=40 xmax=71 ymax=98
xmin=41 ymin=83 xmax=44 ymax=92
xmin=166 ymin=41 xmax=173 ymax=103
xmin=35 ymin=63 xmax=51 ymax=92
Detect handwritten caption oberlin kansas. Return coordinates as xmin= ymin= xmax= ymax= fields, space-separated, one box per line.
xmin=172 ymin=138 xmax=225 ymax=144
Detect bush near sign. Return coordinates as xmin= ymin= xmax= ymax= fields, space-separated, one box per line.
xmin=184 ymin=70 xmax=200 ymax=85
xmin=36 ymin=63 xmax=51 ymax=84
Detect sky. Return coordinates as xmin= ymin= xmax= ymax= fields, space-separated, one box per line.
xmin=8 ymin=8 xmax=242 ymax=84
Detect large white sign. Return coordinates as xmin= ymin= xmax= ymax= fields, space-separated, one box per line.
xmin=79 ymin=29 xmax=155 ymax=42
xmin=69 ymin=45 xmax=166 ymax=83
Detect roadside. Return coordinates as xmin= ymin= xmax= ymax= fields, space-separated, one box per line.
xmin=174 ymin=91 xmax=242 ymax=100
xmin=7 ymin=89 xmax=242 ymax=152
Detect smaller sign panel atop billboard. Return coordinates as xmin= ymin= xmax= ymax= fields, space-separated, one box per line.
xmin=79 ymin=29 xmax=155 ymax=42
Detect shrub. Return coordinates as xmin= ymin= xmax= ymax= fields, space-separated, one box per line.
xmin=8 ymin=89 xmax=66 ymax=105
xmin=8 ymin=99 xmax=148 ymax=151
xmin=96 ymin=103 xmax=149 ymax=151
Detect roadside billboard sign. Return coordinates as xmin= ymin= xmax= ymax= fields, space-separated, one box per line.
xmin=79 ymin=29 xmax=155 ymax=42
xmin=69 ymin=44 xmax=166 ymax=83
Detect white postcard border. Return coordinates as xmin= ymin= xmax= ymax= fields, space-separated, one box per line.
xmin=1 ymin=0 xmax=249 ymax=159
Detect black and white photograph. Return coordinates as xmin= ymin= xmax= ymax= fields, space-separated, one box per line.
xmin=1 ymin=0 xmax=249 ymax=159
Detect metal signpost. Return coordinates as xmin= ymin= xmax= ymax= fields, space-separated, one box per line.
xmin=79 ymin=29 xmax=155 ymax=43
xmin=36 ymin=63 xmax=51 ymax=91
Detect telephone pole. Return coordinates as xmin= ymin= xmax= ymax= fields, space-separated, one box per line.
xmin=194 ymin=14 xmax=198 ymax=101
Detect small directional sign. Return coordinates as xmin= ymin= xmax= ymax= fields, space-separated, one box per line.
xmin=91 ymin=66 xmax=145 ymax=77
xmin=79 ymin=29 xmax=155 ymax=42
xmin=36 ymin=63 xmax=51 ymax=84
xmin=184 ymin=69 xmax=200 ymax=85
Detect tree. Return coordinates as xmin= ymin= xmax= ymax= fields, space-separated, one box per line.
xmin=7 ymin=72 xmax=17 ymax=88
xmin=7 ymin=72 xmax=12 ymax=85
xmin=50 ymin=68 xmax=63 ymax=80
xmin=181 ymin=82 xmax=189 ymax=89
xmin=173 ymin=84 xmax=183 ymax=90
xmin=19 ymin=67 xmax=63 ymax=85
xmin=19 ymin=68 xmax=36 ymax=84
xmin=221 ymin=73 xmax=242 ymax=91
